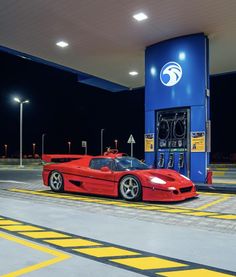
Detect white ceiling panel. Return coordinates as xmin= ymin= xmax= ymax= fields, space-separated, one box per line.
xmin=1 ymin=0 xmax=236 ymax=89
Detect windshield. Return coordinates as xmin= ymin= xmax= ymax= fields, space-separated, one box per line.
xmin=114 ymin=157 xmax=149 ymax=171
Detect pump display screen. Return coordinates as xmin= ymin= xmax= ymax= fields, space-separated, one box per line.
xmin=157 ymin=109 xmax=188 ymax=150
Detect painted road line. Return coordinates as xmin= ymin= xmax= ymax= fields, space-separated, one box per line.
xmin=180 ymin=212 xmax=219 ymax=217
xmin=110 ymin=257 xmax=187 ymax=270
xmin=0 ymin=214 xmax=235 ymax=277
xmin=0 ymin=220 xmax=23 ymax=225
xmin=0 ymin=232 xmax=70 ymax=277
xmin=195 ymin=196 xmax=230 ymax=211
xmin=199 ymin=191 xmax=235 ymax=197
xmin=160 ymin=209 xmax=192 ymax=213
xmin=75 ymin=247 xmax=141 ymax=258
xmin=20 ymin=231 xmax=70 ymax=239
xmin=0 ymin=225 xmax=43 ymax=231
xmin=44 ymin=238 xmax=102 ymax=247
xmin=213 ymin=172 xmax=225 ymax=176
xmin=209 ymin=215 xmax=236 ymax=220
xmin=7 ymin=188 xmax=236 ymax=220
xmin=158 ymin=268 xmax=234 ymax=276
xmin=138 ymin=206 xmax=169 ymax=210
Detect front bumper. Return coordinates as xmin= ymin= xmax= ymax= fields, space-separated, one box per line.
xmin=142 ymin=186 xmax=198 ymax=202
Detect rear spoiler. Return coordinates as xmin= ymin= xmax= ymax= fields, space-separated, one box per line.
xmin=42 ymin=154 xmax=85 ymax=163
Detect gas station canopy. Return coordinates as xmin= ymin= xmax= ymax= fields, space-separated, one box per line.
xmin=1 ymin=0 xmax=236 ymax=91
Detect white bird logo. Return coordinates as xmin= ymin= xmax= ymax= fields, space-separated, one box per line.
xmin=160 ymin=62 xmax=182 ymax=87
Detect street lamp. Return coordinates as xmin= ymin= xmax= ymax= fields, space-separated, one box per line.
xmin=101 ymin=129 xmax=104 ymax=155
xmin=32 ymin=143 xmax=36 ymax=158
xmin=42 ymin=133 xmax=46 ymax=158
xmin=68 ymin=141 xmax=71 ymax=154
xmin=114 ymin=139 xmax=118 ymax=149
xmin=4 ymin=144 xmax=7 ymax=158
xmin=14 ymin=97 xmax=29 ymax=168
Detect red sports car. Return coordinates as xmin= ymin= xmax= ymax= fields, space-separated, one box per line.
xmin=42 ymin=154 xmax=198 ymax=202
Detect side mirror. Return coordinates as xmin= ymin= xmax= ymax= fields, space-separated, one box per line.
xmin=100 ymin=166 xmax=111 ymax=172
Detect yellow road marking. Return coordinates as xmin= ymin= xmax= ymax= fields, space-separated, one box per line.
xmin=181 ymin=212 xmax=218 ymax=216
xmin=159 ymin=268 xmax=235 ymax=276
xmin=0 ymin=225 xmax=43 ymax=231
xmin=161 ymin=209 xmax=192 ymax=213
xmin=75 ymin=246 xmax=140 ymax=257
xmin=0 ymin=220 xmax=22 ymax=225
xmin=110 ymin=257 xmax=187 ymax=270
xmin=44 ymin=238 xmax=101 ymax=247
xmin=0 ymin=232 xmax=70 ymax=277
xmin=213 ymin=172 xmax=225 ymax=176
xmin=198 ymin=192 xmax=233 ymax=197
xmin=209 ymin=215 xmax=236 ymax=220
xmin=195 ymin=196 xmax=230 ymax=211
xmin=8 ymin=188 xmax=236 ymax=220
xmin=20 ymin=231 xmax=70 ymax=239
xmin=138 ymin=206 xmax=168 ymax=210
xmin=113 ymin=203 xmax=144 ymax=207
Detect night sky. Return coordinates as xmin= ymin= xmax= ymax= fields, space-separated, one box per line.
xmin=1 ymin=50 xmax=236 ymax=161
xmin=0 ymin=51 xmax=144 ymax=158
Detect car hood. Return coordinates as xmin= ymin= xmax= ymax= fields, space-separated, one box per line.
xmin=136 ymin=169 xmax=193 ymax=187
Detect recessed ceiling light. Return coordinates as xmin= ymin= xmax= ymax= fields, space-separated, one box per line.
xmin=56 ymin=41 xmax=69 ymax=48
xmin=133 ymin=12 xmax=148 ymax=22
xmin=129 ymin=71 xmax=138 ymax=76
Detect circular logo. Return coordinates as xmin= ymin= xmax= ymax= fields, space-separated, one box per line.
xmin=160 ymin=62 xmax=182 ymax=87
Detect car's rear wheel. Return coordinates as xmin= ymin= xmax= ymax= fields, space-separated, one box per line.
xmin=119 ymin=175 xmax=142 ymax=201
xmin=49 ymin=171 xmax=64 ymax=192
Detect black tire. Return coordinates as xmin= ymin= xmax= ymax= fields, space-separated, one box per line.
xmin=119 ymin=175 xmax=142 ymax=201
xmin=49 ymin=171 xmax=64 ymax=192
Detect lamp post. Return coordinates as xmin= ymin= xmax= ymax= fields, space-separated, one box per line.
xmin=114 ymin=139 xmax=118 ymax=149
xmin=14 ymin=97 xmax=29 ymax=168
xmin=32 ymin=143 xmax=36 ymax=158
xmin=42 ymin=133 xmax=46 ymax=158
xmin=4 ymin=144 xmax=7 ymax=158
xmin=68 ymin=141 xmax=71 ymax=154
xmin=100 ymin=129 xmax=104 ymax=155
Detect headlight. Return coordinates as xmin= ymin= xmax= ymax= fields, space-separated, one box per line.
xmin=180 ymin=174 xmax=190 ymax=181
xmin=168 ymin=187 xmax=176 ymax=191
xmin=150 ymin=177 xmax=166 ymax=185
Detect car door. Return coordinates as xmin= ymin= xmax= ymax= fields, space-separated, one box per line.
xmin=85 ymin=158 xmax=116 ymax=196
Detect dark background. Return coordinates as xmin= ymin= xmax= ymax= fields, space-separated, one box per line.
xmin=0 ymin=50 xmax=236 ymax=161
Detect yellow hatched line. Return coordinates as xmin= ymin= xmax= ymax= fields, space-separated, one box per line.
xmin=0 ymin=232 xmax=70 ymax=277
xmin=8 ymin=188 xmax=236 ymax=220
xmin=110 ymin=256 xmax=187 ymax=270
xmin=0 ymin=215 xmax=235 ymax=277
xmin=213 ymin=172 xmax=225 ymax=176
xmin=158 ymin=268 xmax=235 ymax=276
xmin=198 ymin=192 xmax=233 ymax=197
xmin=195 ymin=196 xmax=230 ymax=211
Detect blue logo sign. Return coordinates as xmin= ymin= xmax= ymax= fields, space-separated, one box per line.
xmin=160 ymin=62 xmax=182 ymax=87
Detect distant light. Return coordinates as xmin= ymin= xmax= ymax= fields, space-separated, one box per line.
xmin=24 ymin=100 xmax=30 ymax=103
xmin=56 ymin=41 xmax=69 ymax=48
xmin=133 ymin=12 xmax=148 ymax=22
xmin=150 ymin=67 xmax=156 ymax=76
xmin=14 ymin=97 xmax=20 ymax=103
xmin=129 ymin=71 xmax=138 ymax=76
xmin=179 ymin=52 xmax=186 ymax=61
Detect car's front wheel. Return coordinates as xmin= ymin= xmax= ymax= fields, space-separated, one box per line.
xmin=49 ymin=171 xmax=64 ymax=192
xmin=119 ymin=175 xmax=142 ymax=201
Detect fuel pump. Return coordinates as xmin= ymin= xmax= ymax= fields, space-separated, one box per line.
xmin=158 ymin=153 xmax=165 ymax=168
xmin=178 ymin=153 xmax=184 ymax=170
xmin=167 ymin=153 xmax=174 ymax=168
xmin=156 ymin=108 xmax=190 ymax=176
